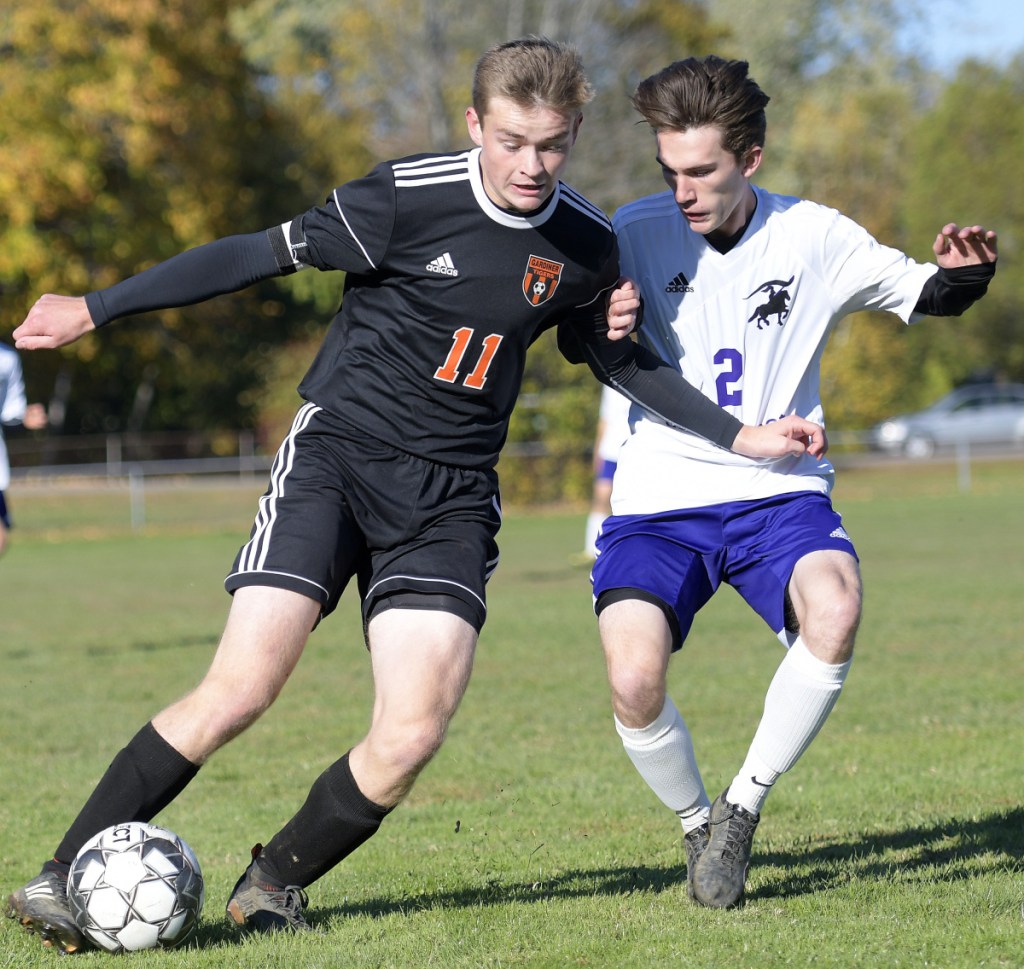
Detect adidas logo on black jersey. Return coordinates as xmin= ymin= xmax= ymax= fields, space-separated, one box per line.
xmin=665 ymin=272 xmax=693 ymax=293
xmin=427 ymin=252 xmax=459 ymax=277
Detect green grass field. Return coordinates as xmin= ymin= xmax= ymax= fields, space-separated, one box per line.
xmin=1 ymin=460 xmax=1021 ymax=967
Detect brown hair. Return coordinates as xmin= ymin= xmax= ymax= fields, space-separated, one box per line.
xmin=472 ymin=37 xmax=594 ymax=119
xmin=632 ymin=55 xmax=769 ymax=158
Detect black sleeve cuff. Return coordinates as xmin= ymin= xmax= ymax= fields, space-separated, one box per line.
xmin=84 ymin=291 xmax=112 ymax=328
xmin=914 ymin=262 xmax=996 ymax=316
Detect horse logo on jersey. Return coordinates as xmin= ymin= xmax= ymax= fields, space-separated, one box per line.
xmin=522 ymin=255 xmax=563 ymax=307
xmin=746 ymin=276 xmax=794 ymax=330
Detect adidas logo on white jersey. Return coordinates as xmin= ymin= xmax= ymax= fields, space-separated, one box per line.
xmin=426 ymin=252 xmax=459 ymax=277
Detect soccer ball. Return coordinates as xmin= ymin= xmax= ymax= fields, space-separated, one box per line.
xmin=68 ymin=822 xmax=204 ymax=953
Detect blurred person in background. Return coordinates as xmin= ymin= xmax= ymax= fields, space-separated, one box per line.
xmin=0 ymin=342 xmax=47 ymax=558
xmin=578 ymin=384 xmax=632 ymax=562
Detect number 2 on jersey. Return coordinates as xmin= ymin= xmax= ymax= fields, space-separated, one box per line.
xmin=714 ymin=347 xmax=743 ymax=406
xmin=435 ymin=327 xmax=504 ymax=389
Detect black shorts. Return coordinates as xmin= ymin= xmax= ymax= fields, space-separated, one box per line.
xmin=0 ymin=490 xmax=10 ymax=529
xmin=225 ymin=403 xmax=502 ymax=632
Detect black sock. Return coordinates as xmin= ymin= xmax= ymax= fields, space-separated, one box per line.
xmin=53 ymin=722 xmax=199 ymax=864
xmin=257 ymin=752 xmax=391 ymax=888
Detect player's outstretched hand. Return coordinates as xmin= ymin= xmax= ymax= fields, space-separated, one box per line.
xmin=606 ymin=276 xmax=640 ymax=341
xmin=933 ymin=223 xmax=997 ymax=268
xmin=13 ymin=294 xmax=96 ymax=350
xmin=732 ymin=415 xmax=828 ymax=459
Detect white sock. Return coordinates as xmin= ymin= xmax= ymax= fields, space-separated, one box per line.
xmin=727 ymin=637 xmax=851 ymax=816
xmin=615 ymin=697 xmax=711 ymax=832
xmin=583 ymin=512 xmax=604 ymax=557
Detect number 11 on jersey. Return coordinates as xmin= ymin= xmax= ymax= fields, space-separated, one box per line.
xmin=435 ymin=327 xmax=504 ymax=390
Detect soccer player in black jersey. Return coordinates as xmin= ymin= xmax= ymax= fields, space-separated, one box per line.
xmin=7 ymin=39 xmax=824 ymax=949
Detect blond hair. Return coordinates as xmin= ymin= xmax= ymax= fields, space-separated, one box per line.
xmin=472 ymin=37 xmax=593 ymax=119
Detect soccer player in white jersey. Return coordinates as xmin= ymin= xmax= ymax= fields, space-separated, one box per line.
xmin=593 ymin=55 xmax=997 ymax=909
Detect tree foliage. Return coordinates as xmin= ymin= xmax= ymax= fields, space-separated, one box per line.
xmin=0 ymin=0 xmax=327 ymax=433
xmin=900 ymin=58 xmax=1024 ymax=390
xmin=1 ymin=0 xmax=1021 ymax=471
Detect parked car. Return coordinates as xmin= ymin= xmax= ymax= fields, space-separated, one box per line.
xmin=867 ymin=382 xmax=1024 ymax=458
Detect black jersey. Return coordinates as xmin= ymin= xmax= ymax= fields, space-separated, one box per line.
xmin=84 ymin=152 xmax=742 ymax=463
xmin=289 ymin=150 xmax=618 ymax=470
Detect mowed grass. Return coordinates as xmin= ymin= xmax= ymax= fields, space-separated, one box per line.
xmin=1 ymin=460 xmax=1021 ymax=968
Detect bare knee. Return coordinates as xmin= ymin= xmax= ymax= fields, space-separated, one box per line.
xmin=159 ymin=588 xmax=317 ymax=759
xmin=201 ymin=674 xmax=284 ymax=737
xmin=368 ymin=716 xmax=447 ymax=779
xmin=607 ymin=663 xmax=667 ymax=727
xmin=354 ymin=608 xmax=478 ymax=805
xmin=600 ymin=599 xmax=673 ymax=728
xmin=155 ymin=673 xmax=284 ymax=763
xmin=789 ymin=551 xmax=863 ymax=663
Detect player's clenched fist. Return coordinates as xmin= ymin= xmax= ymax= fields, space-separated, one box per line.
xmin=14 ymin=294 xmax=96 ymax=350
xmin=606 ymin=276 xmax=641 ymax=341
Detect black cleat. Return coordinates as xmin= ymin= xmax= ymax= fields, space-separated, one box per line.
xmin=691 ymin=790 xmax=759 ymax=909
xmin=683 ymin=823 xmax=710 ymax=900
xmin=226 ymin=844 xmax=311 ymax=933
xmin=6 ymin=866 xmax=88 ymax=953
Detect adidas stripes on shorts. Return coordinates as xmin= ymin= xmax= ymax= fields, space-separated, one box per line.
xmin=225 ymin=403 xmax=502 ymax=632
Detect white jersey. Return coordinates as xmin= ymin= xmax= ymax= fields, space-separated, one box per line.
xmin=0 ymin=343 xmax=29 ymax=491
xmin=597 ymin=385 xmax=633 ymax=462
xmin=611 ymin=185 xmax=937 ymax=513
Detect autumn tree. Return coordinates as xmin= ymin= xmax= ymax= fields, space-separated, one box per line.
xmin=5 ymin=0 xmax=1018 ymax=476
xmin=900 ymin=57 xmax=1024 ymax=393
xmin=0 ymin=0 xmax=329 ymax=435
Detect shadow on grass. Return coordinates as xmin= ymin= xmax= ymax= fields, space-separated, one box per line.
xmin=184 ymin=806 xmax=1022 ymax=947
xmin=186 ymin=861 xmax=689 ymax=950
xmin=750 ymin=805 xmax=1024 ymax=902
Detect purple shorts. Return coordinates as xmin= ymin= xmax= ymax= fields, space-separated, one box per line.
xmin=592 ymin=492 xmax=857 ymax=649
